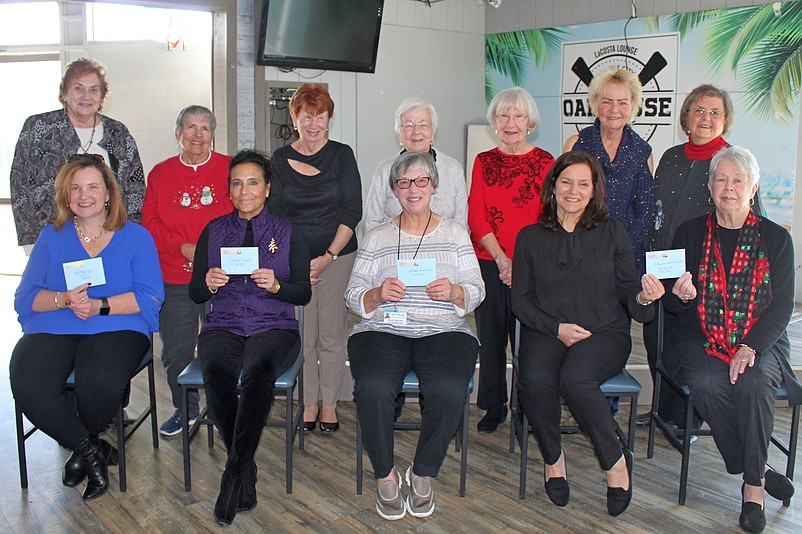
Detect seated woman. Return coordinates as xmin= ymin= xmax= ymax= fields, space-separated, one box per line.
xmin=346 ymin=151 xmax=485 ymax=521
xmin=664 ymin=146 xmax=801 ymax=533
xmin=511 ymin=151 xmax=664 ymax=516
xmin=10 ymin=154 xmax=163 ymax=500
xmin=189 ymin=149 xmax=311 ymax=526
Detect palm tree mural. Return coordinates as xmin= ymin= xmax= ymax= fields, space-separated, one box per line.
xmin=643 ymin=3 xmax=802 ymax=122
xmin=485 ymin=29 xmax=566 ymax=104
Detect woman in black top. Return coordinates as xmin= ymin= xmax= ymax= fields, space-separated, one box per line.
xmin=512 ymin=151 xmax=664 ymax=516
xmin=269 ymin=84 xmax=362 ymax=433
xmin=663 ymin=147 xmax=801 ymax=533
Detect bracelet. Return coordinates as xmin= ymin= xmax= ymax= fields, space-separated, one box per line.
xmin=636 ymin=293 xmax=653 ymax=306
xmin=54 ymin=291 xmax=63 ymax=309
xmin=208 ymin=286 xmax=218 ymax=294
xmin=738 ymin=343 xmax=756 ymax=355
xmin=267 ymin=279 xmax=281 ymax=294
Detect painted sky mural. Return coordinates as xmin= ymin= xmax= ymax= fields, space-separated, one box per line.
xmin=485 ymin=4 xmax=801 ymax=225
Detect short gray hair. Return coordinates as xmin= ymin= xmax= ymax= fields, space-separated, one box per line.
xmin=388 ymin=151 xmax=439 ymax=191
xmin=175 ymin=105 xmax=217 ymax=137
xmin=486 ymin=87 xmax=541 ymax=130
xmin=393 ymin=99 xmax=439 ymax=136
xmin=709 ymin=146 xmax=760 ymax=188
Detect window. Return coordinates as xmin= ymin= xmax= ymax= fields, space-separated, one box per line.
xmin=86 ymin=3 xmax=211 ymax=46
xmin=0 ymin=2 xmax=59 ymax=46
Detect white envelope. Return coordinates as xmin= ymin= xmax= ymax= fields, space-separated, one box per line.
xmin=645 ymin=248 xmax=686 ymax=279
xmin=221 ymin=247 xmax=259 ymax=275
xmin=63 ymin=257 xmax=106 ymax=290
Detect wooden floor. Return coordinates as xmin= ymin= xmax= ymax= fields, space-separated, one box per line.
xmin=0 ymin=274 xmax=800 ymax=533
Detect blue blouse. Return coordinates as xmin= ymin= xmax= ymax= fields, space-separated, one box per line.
xmin=572 ymin=119 xmax=655 ymax=274
xmin=15 ymin=220 xmax=164 ymax=337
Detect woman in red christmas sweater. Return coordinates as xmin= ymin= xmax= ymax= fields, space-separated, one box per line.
xmin=467 ymin=87 xmax=554 ymax=433
xmin=142 ymin=105 xmax=232 ymax=436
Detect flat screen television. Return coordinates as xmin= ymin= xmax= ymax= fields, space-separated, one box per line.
xmin=257 ymin=0 xmax=385 ymax=73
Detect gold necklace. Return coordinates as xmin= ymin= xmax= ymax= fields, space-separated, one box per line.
xmin=74 ymin=216 xmax=105 ymax=243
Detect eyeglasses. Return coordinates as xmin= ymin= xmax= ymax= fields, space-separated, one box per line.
xmin=689 ymin=107 xmax=725 ymax=119
xmin=68 ymin=153 xmax=105 ymax=164
xmin=401 ymin=120 xmax=432 ymax=131
xmin=495 ymin=113 xmax=528 ymax=125
xmin=395 ymin=176 xmax=431 ymax=189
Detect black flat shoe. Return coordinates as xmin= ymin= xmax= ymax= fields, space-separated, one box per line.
xmin=739 ymin=483 xmax=766 ymax=533
xmin=214 ymin=468 xmax=243 ymax=526
xmin=543 ymin=461 xmax=569 ymax=506
xmin=607 ymin=449 xmax=633 ymax=516
xmin=477 ymin=404 xmax=507 ymax=434
xmin=237 ymin=462 xmax=258 ymax=513
xmin=63 ymin=451 xmax=87 ymax=487
xmin=319 ymin=421 xmax=339 ymax=433
xmin=765 ymin=466 xmax=795 ymax=501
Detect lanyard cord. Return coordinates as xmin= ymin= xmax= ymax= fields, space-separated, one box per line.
xmin=397 ymin=209 xmax=432 ymax=260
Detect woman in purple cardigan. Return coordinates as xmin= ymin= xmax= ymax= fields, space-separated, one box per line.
xmin=189 ymin=150 xmax=311 ymax=526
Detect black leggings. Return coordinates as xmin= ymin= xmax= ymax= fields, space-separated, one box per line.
xmin=197 ymin=328 xmax=299 ymax=474
xmin=10 ymin=331 xmax=150 ymax=449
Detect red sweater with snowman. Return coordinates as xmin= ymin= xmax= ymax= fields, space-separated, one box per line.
xmin=143 ymin=151 xmax=232 ymax=284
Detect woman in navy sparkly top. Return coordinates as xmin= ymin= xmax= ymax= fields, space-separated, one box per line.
xmin=564 ymin=67 xmax=654 ymax=277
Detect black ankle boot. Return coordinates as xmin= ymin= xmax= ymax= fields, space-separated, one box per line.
xmin=73 ymin=439 xmax=109 ymax=500
xmin=237 ymin=462 xmax=258 ymax=512
xmin=214 ymin=468 xmax=243 ymax=526
xmin=90 ymin=435 xmax=119 ymax=466
xmin=63 ymin=451 xmax=86 ymax=487
xmin=477 ymin=404 xmax=508 ymax=434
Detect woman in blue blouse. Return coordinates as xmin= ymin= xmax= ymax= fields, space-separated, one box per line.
xmin=10 ymin=154 xmax=163 ymax=501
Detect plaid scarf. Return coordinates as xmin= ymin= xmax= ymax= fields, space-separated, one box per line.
xmin=697 ymin=210 xmax=771 ymax=364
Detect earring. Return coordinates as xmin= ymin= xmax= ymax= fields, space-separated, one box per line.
xmin=104 ymin=201 xmax=110 ymax=211
xmin=494 ymin=129 xmax=498 ymax=135
xmin=707 ymin=197 xmax=714 ymax=206
xmin=293 ymin=126 xmax=298 ymax=131
xmin=527 ymin=128 xmax=531 ymax=135
xmin=749 ymin=197 xmax=755 ymax=206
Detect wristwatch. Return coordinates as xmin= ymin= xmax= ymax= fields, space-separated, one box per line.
xmin=99 ymin=297 xmax=110 ymax=316
xmin=326 ymin=249 xmax=338 ymax=261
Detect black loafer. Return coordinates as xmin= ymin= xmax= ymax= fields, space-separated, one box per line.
xmin=543 ymin=465 xmax=569 ymax=506
xmin=319 ymin=421 xmax=339 ymax=433
xmin=477 ymin=405 xmax=507 ymax=434
xmin=607 ymin=449 xmax=633 ymax=516
xmin=765 ymin=466 xmax=795 ymax=501
xmin=739 ymin=483 xmax=766 ymax=533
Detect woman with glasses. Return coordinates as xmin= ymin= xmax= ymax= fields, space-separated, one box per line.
xmin=467 ymin=87 xmax=554 ymax=433
xmin=11 ymin=58 xmax=145 ymax=252
xmin=364 ymin=98 xmax=468 ymax=232
xmin=269 ymin=84 xmax=362 ymax=433
xmin=10 ymin=154 xmax=163 ymax=501
xmin=347 ymin=151 xmax=484 ymax=520
xmin=142 ymin=105 xmax=233 ymax=437
xmin=642 ymin=85 xmax=764 ymax=431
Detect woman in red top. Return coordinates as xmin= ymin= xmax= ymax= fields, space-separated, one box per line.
xmin=142 ymin=105 xmax=232 ymax=436
xmin=468 ymin=87 xmax=554 ymax=433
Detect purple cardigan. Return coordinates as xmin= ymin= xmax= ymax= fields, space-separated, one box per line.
xmin=202 ymin=208 xmax=298 ymax=336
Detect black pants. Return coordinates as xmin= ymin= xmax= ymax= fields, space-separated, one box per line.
xmin=680 ymin=346 xmax=783 ymax=486
xmin=349 ymin=331 xmax=477 ymax=479
xmin=475 ymin=259 xmax=515 ymax=410
xmin=197 ymin=328 xmax=299 ymax=474
xmin=518 ymin=327 xmax=630 ymax=470
xmin=10 ymin=331 xmax=149 ymax=449
xmin=643 ymin=314 xmax=702 ymax=428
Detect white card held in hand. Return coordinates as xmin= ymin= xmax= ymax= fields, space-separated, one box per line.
xmin=63 ymin=257 xmax=106 ymax=290
xmin=645 ymin=249 xmax=686 ymax=279
xmin=221 ymin=247 xmax=259 ymax=274
xmin=396 ymin=258 xmax=436 ymax=287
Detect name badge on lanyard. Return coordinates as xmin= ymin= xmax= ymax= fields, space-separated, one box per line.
xmin=383 ymin=308 xmax=407 ymax=326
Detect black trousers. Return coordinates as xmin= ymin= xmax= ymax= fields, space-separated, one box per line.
xmin=10 ymin=331 xmax=149 ymax=449
xmin=680 ymin=346 xmax=783 ymax=486
xmin=475 ymin=259 xmax=515 ymax=410
xmin=349 ymin=331 xmax=477 ymax=479
xmin=518 ymin=327 xmax=630 ymax=471
xmin=197 ymin=328 xmax=299 ymax=474
xmin=643 ymin=313 xmax=702 ymax=429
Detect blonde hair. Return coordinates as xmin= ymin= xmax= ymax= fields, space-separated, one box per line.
xmin=588 ymin=68 xmax=642 ymax=123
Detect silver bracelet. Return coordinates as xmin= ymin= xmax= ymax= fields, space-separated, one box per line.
xmin=54 ymin=291 xmax=63 ymax=309
xmin=636 ymin=293 xmax=653 ymax=306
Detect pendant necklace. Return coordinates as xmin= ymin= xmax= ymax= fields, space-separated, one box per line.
xmin=74 ymin=216 xmax=105 ymax=243
xmin=79 ymin=115 xmax=97 ymax=153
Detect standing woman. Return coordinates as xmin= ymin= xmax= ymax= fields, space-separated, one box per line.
xmin=142 ymin=105 xmax=233 ymax=437
xmin=270 ymin=84 xmax=362 ymax=432
xmin=10 ymin=154 xmax=163 ymax=500
xmin=468 ymin=87 xmax=554 ymax=433
xmin=564 ymin=67 xmax=654 ymax=276
xmin=11 ymin=57 xmax=145 ymax=251
xmin=512 ymin=151 xmax=664 ymax=515
xmin=364 ymin=98 xmax=468 ymax=232
xmin=189 ymin=150 xmax=311 ymax=525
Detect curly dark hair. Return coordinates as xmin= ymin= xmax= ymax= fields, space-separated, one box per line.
xmin=539 ymin=150 xmax=608 ymax=230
